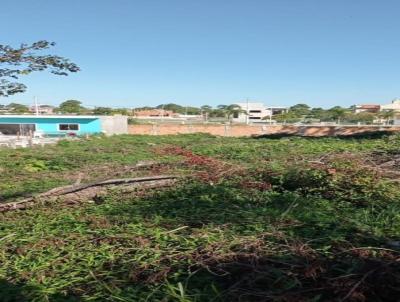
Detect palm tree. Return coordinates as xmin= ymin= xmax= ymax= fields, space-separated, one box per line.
xmin=200 ymin=105 xmax=212 ymax=122
xmin=200 ymin=105 xmax=212 ymax=112
xmin=217 ymin=104 xmax=246 ymax=123
xmin=379 ymin=110 xmax=395 ymax=125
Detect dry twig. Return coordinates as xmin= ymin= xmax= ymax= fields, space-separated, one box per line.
xmin=0 ymin=175 xmax=178 ymax=213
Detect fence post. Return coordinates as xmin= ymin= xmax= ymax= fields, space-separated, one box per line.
xmin=224 ymin=124 xmax=231 ymax=137
xmin=332 ymin=126 xmax=339 ymax=136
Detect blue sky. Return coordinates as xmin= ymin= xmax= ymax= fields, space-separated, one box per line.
xmin=1 ymin=0 xmax=400 ymax=108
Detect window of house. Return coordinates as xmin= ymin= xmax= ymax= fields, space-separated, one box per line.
xmin=249 ymin=116 xmax=261 ymax=119
xmin=59 ymin=124 xmax=79 ymax=131
xmin=233 ymin=112 xmax=239 ymax=118
xmin=249 ymin=110 xmax=261 ymax=113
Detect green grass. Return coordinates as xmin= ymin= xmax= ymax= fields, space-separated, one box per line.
xmin=0 ymin=134 xmax=400 ymax=301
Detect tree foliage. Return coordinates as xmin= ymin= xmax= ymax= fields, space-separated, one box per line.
xmin=200 ymin=105 xmax=212 ymax=112
xmin=344 ymin=112 xmax=375 ymax=124
xmin=273 ymin=111 xmax=302 ymax=123
xmin=217 ymin=104 xmax=246 ymax=120
xmin=57 ymin=100 xmax=84 ymax=114
xmin=93 ymin=107 xmax=113 ymax=115
xmin=378 ymin=110 xmax=395 ymax=125
xmin=6 ymin=102 xmax=29 ymax=113
xmin=0 ymin=40 xmax=79 ymax=97
xmin=289 ymin=103 xmax=310 ymax=116
xmin=156 ymin=103 xmax=200 ymax=115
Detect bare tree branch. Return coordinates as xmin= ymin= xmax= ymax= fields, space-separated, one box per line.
xmin=0 ymin=40 xmax=79 ymax=96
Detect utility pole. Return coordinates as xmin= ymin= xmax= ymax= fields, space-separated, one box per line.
xmin=34 ymin=96 xmax=39 ymax=116
xmin=161 ymin=104 xmax=165 ymax=123
xmin=269 ymin=109 xmax=272 ymax=124
xmin=246 ymin=98 xmax=249 ymax=125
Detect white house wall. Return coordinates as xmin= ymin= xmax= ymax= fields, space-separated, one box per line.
xmin=233 ymin=103 xmax=272 ymax=123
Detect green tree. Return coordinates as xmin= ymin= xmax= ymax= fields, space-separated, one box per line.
xmin=156 ymin=103 xmax=200 ymax=115
xmin=308 ymin=107 xmax=325 ymax=119
xmin=112 ymin=108 xmax=130 ymax=115
xmin=217 ymin=104 xmax=246 ymax=122
xmin=93 ymin=107 xmax=113 ymax=115
xmin=156 ymin=103 xmax=184 ymax=113
xmin=289 ymin=103 xmax=310 ymax=116
xmin=200 ymin=105 xmax=212 ymax=112
xmin=273 ymin=112 xmax=302 ymax=123
xmin=345 ymin=112 xmax=375 ymax=124
xmin=208 ymin=108 xmax=226 ymax=118
xmin=133 ymin=106 xmax=155 ymax=111
xmin=379 ymin=110 xmax=395 ymax=125
xmin=328 ymin=106 xmax=348 ymax=124
xmin=186 ymin=107 xmax=201 ymax=115
xmin=0 ymin=41 xmax=79 ymax=97
xmin=6 ymin=102 xmax=29 ymax=113
xmin=57 ymin=100 xmax=84 ymax=114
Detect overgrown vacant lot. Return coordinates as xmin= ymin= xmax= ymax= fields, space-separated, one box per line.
xmin=1 ymin=134 xmax=400 ymax=301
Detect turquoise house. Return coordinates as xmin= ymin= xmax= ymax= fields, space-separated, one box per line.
xmin=0 ymin=115 xmax=102 ymax=136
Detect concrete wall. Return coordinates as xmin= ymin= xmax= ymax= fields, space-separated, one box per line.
xmin=128 ymin=124 xmax=400 ymax=137
xmin=100 ymin=116 xmax=128 ymax=135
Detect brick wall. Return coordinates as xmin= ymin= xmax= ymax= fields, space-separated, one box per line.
xmin=128 ymin=124 xmax=400 ymax=137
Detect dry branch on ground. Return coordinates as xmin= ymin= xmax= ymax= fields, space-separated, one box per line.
xmin=0 ymin=175 xmax=179 ymax=212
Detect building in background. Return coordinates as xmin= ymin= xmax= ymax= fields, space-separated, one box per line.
xmin=381 ymin=98 xmax=400 ymax=112
xmin=354 ymin=104 xmax=380 ymax=113
xmin=232 ymin=102 xmax=272 ymax=123
xmin=134 ymin=109 xmax=178 ymax=118
xmin=0 ymin=105 xmax=11 ymax=114
xmin=0 ymin=115 xmax=127 ymax=137
xmin=393 ymin=113 xmax=400 ymax=125
xmin=267 ymin=106 xmax=288 ymax=115
xmin=379 ymin=99 xmax=400 ymax=125
xmin=28 ymin=105 xmax=55 ymax=115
